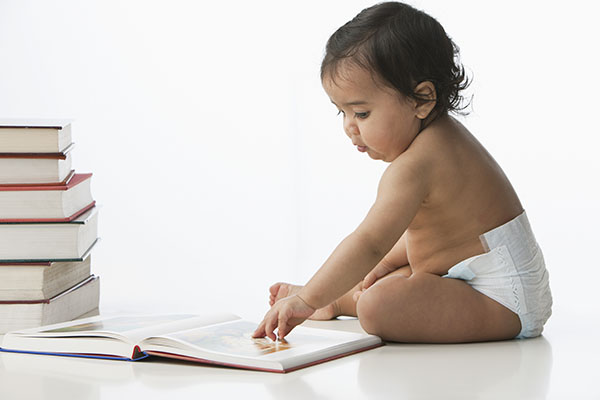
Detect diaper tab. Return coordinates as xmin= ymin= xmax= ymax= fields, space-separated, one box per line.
xmin=443 ymin=258 xmax=476 ymax=281
xmin=445 ymin=245 xmax=530 ymax=320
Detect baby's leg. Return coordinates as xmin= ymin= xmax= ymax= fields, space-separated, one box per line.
xmin=355 ymin=271 xmax=521 ymax=343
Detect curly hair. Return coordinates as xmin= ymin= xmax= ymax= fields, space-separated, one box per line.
xmin=321 ymin=2 xmax=470 ymax=117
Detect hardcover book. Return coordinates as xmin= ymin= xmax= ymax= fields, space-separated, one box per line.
xmin=0 ymin=207 xmax=99 ymax=262
xmin=0 ymin=255 xmax=92 ymax=301
xmin=0 ymin=313 xmax=383 ymax=373
xmin=0 ymin=144 xmax=74 ymax=184
xmin=0 ymin=173 xmax=95 ymax=222
xmin=0 ymin=276 xmax=100 ymax=333
xmin=0 ymin=119 xmax=72 ymax=153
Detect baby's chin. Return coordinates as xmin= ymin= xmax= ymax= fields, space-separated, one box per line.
xmin=367 ymin=148 xmax=404 ymax=162
xmin=366 ymin=150 xmax=385 ymax=161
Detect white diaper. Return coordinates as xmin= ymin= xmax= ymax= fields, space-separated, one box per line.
xmin=443 ymin=211 xmax=552 ymax=338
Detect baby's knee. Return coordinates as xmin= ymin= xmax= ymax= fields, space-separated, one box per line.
xmin=356 ymin=292 xmax=378 ymax=336
xmin=356 ymin=276 xmax=410 ymax=336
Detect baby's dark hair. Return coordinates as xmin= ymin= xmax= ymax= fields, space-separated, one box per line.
xmin=321 ymin=1 xmax=470 ymax=117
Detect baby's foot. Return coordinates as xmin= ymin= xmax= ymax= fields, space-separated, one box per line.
xmin=269 ymin=282 xmax=340 ymax=320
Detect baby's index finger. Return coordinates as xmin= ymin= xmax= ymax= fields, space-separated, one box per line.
xmin=252 ymin=320 xmax=266 ymax=338
xmin=265 ymin=319 xmax=278 ymax=341
xmin=251 ymin=330 xmax=263 ymax=339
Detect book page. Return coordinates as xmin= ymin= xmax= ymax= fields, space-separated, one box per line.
xmin=146 ymin=319 xmax=372 ymax=359
xmin=163 ymin=320 xmax=295 ymax=357
xmin=7 ymin=313 xmax=240 ymax=343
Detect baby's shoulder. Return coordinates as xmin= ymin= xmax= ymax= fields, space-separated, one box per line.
xmin=408 ymin=116 xmax=480 ymax=166
xmin=387 ymin=116 xmax=487 ymax=192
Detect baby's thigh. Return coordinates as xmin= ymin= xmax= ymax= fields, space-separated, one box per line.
xmin=356 ymin=272 xmax=521 ymax=343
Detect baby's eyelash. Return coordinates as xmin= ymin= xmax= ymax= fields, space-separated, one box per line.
xmin=336 ymin=110 xmax=369 ymax=119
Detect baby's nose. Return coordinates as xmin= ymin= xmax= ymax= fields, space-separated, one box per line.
xmin=344 ymin=119 xmax=359 ymax=137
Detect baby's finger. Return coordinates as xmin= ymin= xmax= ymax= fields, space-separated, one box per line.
xmin=265 ymin=311 xmax=278 ymax=341
xmin=353 ymin=290 xmax=363 ymax=302
xmin=252 ymin=319 xmax=266 ymax=338
xmin=277 ymin=308 xmax=292 ymax=339
xmin=269 ymin=282 xmax=282 ymax=297
xmin=277 ymin=318 xmax=290 ymax=340
xmin=363 ymin=272 xmax=376 ymax=289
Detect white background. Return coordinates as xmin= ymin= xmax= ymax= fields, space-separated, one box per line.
xmin=0 ymin=0 xmax=598 ymax=326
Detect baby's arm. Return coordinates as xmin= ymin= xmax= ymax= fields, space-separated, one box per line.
xmin=253 ymin=153 xmax=431 ymax=339
xmin=297 ymin=157 xmax=428 ymax=309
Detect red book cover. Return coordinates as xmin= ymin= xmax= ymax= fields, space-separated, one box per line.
xmin=146 ymin=342 xmax=385 ymax=373
xmin=0 ymin=202 xmax=95 ymax=223
xmin=0 ymin=170 xmax=75 ymax=188
xmin=0 ymin=143 xmax=74 ymax=160
xmin=0 ymin=173 xmax=91 ymax=192
xmin=0 ymin=261 xmax=51 ymax=266
xmin=0 ymin=173 xmax=95 ymax=223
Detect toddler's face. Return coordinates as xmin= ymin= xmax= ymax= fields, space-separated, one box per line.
xmin=322 ymin=66 xmax=422 ymax=162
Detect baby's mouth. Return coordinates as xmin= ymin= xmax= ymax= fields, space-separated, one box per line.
xmin=357 ymin=145 xmax=368 ymax=153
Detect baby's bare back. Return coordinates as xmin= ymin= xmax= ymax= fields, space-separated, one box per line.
xmin=403 ymin=116 xmax=523 ymax=276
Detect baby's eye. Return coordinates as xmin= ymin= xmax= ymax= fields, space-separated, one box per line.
xmin=355 ymin=112 xmax=370 ymax=119
xmin=337 ymin=110 xmax=345 ymax=116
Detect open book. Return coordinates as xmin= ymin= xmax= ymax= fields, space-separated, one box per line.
xmin=0 ymin=313 xmax=383 ymax=373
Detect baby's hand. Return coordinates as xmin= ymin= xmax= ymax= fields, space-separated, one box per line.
xmin=363 ymin=260 xmax=412 ymax=290
xmin=252 ymin=295 xmax=315 ymax=341
xmin=363 ymin=261 xmax=399 ymax=289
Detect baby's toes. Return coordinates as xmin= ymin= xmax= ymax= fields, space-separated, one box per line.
xmin=352 ymin=290 xmax=363 ymax=302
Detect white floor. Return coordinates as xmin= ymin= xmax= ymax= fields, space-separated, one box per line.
xmin=0 ymin=310 xmax=598 ymax=400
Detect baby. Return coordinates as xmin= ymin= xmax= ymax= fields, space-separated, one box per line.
xmin=253 ymin=2 xmax=552 ymax=343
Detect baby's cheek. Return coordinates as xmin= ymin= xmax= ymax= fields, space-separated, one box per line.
xmin=363 ymin=133 xmax=385 ymax=152
xmin=359 ymin=129 xmax=375 ymax=145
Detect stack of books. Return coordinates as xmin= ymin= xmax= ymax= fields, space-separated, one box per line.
xmin=0 ymin=120 xmax=100 ymax=334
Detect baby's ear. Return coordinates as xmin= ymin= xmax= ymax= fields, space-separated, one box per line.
xmin=413 ymin=81 xmax=437 ymax=120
